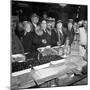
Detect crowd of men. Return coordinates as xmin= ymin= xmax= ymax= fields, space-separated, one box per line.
xmin=11 ymin=13 xmax=88 ymax=60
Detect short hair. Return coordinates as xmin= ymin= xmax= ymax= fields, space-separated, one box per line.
xmin=23 ymin=21 xmax=33 ymax=32
xmin=31 ymin=13 xmax=39 ymax=19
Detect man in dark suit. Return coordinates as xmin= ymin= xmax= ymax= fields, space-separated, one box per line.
xmin=46 ymin=17 xmax=58 ymax=47
xmin=67 ymin=19 xmax=75 ymax=45
xmin=56 ymin=20 xmax=65 ymax=46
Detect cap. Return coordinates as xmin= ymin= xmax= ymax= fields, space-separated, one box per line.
xmin=47 ymin=17 xmax=55 ymax=22
xmin=56 ymin=20 xmax=62 ymax=24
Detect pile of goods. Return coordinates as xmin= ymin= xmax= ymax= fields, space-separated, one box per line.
xmin=41 ymin=48 xmax=57 ymax=56
xmin=52 ymin=46 xmax=64 ymax=56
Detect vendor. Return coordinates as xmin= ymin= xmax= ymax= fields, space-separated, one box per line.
xmin=47 ymin=17 xmax=58 ymax=47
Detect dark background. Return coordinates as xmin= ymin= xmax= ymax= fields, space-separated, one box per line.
xmin=12 ymin=0 xmax=87 ymax=22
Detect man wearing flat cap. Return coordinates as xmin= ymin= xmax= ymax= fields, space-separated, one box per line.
xmin=56 ymin=20 xmax=66 ymax=46
xmin=44 ymin=17 xmax=58 ymax=47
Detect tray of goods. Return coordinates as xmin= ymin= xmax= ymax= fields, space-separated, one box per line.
xmin=37 ymin=46 xmax=57 ymax=56
xmin=41 ymin=48 xmax=58 ymax=56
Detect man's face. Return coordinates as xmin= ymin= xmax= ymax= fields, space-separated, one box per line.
xmin=31 ymin=17 xmax=39 ymax=24
xmin=23 ymin=21 xmax=32 ymax=32
xmin=68 ymin=22 xmax=73 ymax=30
xmin=25 ymin=24 xmax=32 ymax=32
xmin=43 ymin=14 xmax=47 ymax=19
xmin=56 ymin=22 xmax=62 ymax=29
xmin=41 ymin=20 xmax=47 ymax=30
xmin=47 ymin=22 xmax=52 ymax=29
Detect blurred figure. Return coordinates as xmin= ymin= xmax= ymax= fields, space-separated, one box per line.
xmin=79 ymin=20 xmax=87 ymax=58
xmin=62 ymin=23 xmax=68 ymax=44
xmin=73 ymin=22 xmax=77 ymax=33
xmin=41 ymin=19 xmax=47 ymax=32
xmin=83 ymin=20 xmax=88 ymax=30
xmin=67 ymin=19 xmax=75 ymax=45
xmin=42 ymin=12 xmax=48 ymax=19
xmin=15 ymin=21 xmax=24 ymax=40
xmin=51 ymin=18 xmax=55 ymax=29
xmin=11 ymin=16 xmax=24 ymax=60
xmin=79 ymin=20 xmax=87 ymax=45
xmin=47 ymin=17 xmax=55 ymax=29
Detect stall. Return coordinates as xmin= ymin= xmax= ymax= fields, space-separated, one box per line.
xmin=11 ymin=41 xmax=87 ymax=89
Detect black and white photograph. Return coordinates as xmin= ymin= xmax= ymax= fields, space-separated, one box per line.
xmin=11 ymin=0 xmax=88 ymax=89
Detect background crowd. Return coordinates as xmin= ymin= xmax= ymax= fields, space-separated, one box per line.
xmin=11 ymin=13 xmax=88 ymax=60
